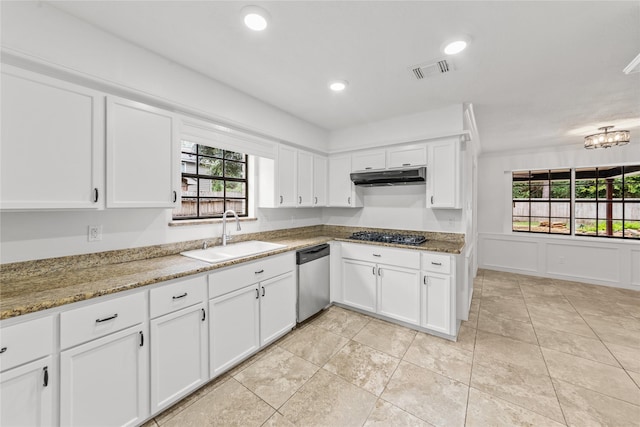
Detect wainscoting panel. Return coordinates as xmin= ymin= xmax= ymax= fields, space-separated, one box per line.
xmin=478 ymin=233 xmax=638 ymax=290
xmin=480 ymin=236 xmax=538 ymax=272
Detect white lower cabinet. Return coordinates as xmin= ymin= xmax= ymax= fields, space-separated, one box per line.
xmin=421 ymin=273 xmax=452 ymax=334
xmin=208 ymin=253 xmax=296 ymax=378
xmin=60 ymin=291 xmax=148 ymax=427
xmin=341 ymin=243 xmax=421 ymax=326
xmin=150 ymin=303 xmax=208 ymax=413
xmin=209 ymin=284 xmax=260 ymax=377
xmin=0 ymin=356 xmax=53 ymax=427
xmin=377 ymin=265 xmax=421 ymax=325
xmin=60 ymin=325 xmax=148 ymax=427
xmin=259 ymin=271 xmax=296 ymax=346
xmin=421 ymin=252 xmax=455 ymax=335
xmin=342 ymin=259 xmax=377 ymax=312
xmin=0 ymin=315 xmax=54 ymax=427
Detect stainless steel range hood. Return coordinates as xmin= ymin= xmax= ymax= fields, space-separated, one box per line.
xmin=350 ymin=167 xmax=426 ymax=187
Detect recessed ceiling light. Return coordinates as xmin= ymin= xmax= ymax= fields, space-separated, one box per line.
xmin=329 ymin=80 xmax=348 ymax=92
xmin=442 ymin=36 xmax=471 ymax=55
xmin=241 ymin=5 xmax=270 ymax=31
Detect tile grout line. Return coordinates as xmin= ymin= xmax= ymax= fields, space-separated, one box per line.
xmin=463 ymin=272 xmax=482 ymax=427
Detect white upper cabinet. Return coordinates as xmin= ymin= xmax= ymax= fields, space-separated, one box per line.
xmin=427 ymin=139 xmax=461 ymax=209
xmin=297 ymin=150 xmax=314 ymax=207
xmin=328 ymin=154 xmax=361 ymax=208
xmin=313 ymin=154 xmax=328 ymax=206
xmin=1 ymin=65 xmax=104 ymax=210
xmin=386 ymin=145 xmax=427 ymax=169
xmin=351 ymin=150 xmax=386 ymax=171
xmin=258 ymin=144 xmax=297 ymax=208
xmin=106 ymin=96 xmax=179 ymax=208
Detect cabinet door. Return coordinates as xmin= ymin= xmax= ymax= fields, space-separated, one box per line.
xmin=422 ymin=273 xmax=452 ymax=334
xmin=387 ymin=145 xmax=427 ymax=169
xmin=377 ymin=265 xmax=421 ymax=325
xmin=259 ymin=271 xmax=296 ymax=346
xmin=0 ymin=356 xmax=53 ymax=427
xmin=106 ymin=96 xmax=178 ymax=208
xmin=328 ymin=155 xmax=359 ymax=207
xmin=60 ymin=325 xmax=149 ymax=427
xmin=297 ymin=150 xmax=314 ymax=207
xmin=1 ymin=65 xmax=104 ymax=210
xmin=342 ymin=259 xmax=377 ymax=312
xmin=150 ymin=303 xmax=208 ymax=413
xmin=277 ymin=144 xmax=297 ymax=207
xmin=313 ymin=155 xmax=327 ymax=206
xmin=428 ymin=140 xmax=460 ymax=209
xmin=351 ymin=150 xmax=386 ymax=171
xmin=209 ymin=285 xmax=259 ymax=377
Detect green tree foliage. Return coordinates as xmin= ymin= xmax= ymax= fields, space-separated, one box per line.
xmin=197 ymin=146 xmax=245 ymax=192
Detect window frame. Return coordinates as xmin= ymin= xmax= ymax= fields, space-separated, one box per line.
xmin=512 ymin=169 xmax=572 ymax=236
xmin=511 ymin=164 xmax=640 ymax=240
xmin=173 ymin=142 xmax=249 ymax=220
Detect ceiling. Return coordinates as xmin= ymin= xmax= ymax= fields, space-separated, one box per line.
xmin=49 ymin=1 xmax=640 ymax=153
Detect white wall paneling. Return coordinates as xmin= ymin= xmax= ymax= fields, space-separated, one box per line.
xmin=479 ymin=232 xmax=638 ymax=290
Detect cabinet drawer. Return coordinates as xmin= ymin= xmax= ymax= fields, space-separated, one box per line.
xmin=209 ymin=252 xmax=295 ymax=299
xmin=150 ymin=275 xmax=207 ymax=319
xmin=341 ymin=243 xmax=420 ymax=270
xmin=60 ymin=291 xmax=146 ymax=350
xmin=421 ymin=253 xmax=452 ymax=274
xmin=0 ymin=316 xmax=53 ymax=372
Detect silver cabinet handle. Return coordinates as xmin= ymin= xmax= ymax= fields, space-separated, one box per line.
xmin=378 ymin=268 xmax=382 ymax=276
xmin=93 ymin=188 xmax=99 ymax=203
xmin=431 ymin=262 xmax=442 ymax=266
xmin=173 ymin=191 xmax=177 ymax=203
xmin=255 ymin=288 xmax=260 ymax=299
xmin=347 ymin=196 xmax=351 ymax=205
xmin=315 ymin=196 xmax=318 ymax=205
xmin=431 ymin=196 xmax=434 ymax=204
xmin=43 ymin=366 xmax=49 ymax=387
xmin=424 ymin=276 xmax=428 ymax=285
xmin=139 ymin=331 xmax=144 ymax=347
xmin=365 ymin=167 xmax=372 ymax=170
xmin=372 ymin=266 xmax=376 ymax=276
xmin=255 ymin=269 xmax=264 ymax=274
xmin=0 ymin=347 xmax=7 ymax=354
xmin=172 ymin=292 xmax=188 ymax=300
xmin=373 ymin=254 xmax=381 ymax=257
xmin=280 ymin=195 xmax=283 ymax=204
xmin=402 ymin=163 xmax=411 ymax=166
xmin=201 ymin=308 xmax=206 ymax=322
xmin=262 ymin=286 xmax=265 ymax=297
xmin=299 ymin=196 xmax=302 ymax=204
xmin=96 ymin=314 xmax=118 ymax=323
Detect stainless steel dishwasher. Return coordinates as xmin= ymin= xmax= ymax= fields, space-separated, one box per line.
xmin=296 ymin=244 xmax=330 ymax=323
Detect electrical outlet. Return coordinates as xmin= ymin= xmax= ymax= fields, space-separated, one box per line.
xmin=88 ymin=225 xmax=103 ymax=242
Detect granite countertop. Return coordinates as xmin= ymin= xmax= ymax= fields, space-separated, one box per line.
xmin=0 ymin=226 xmax=464 ymax=320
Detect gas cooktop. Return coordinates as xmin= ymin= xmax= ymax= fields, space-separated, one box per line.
xmin=348 ymin=231 xmax=427 ymax=246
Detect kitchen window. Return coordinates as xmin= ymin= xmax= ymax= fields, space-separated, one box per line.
xmin=512 ymin=165 xmax=640 ymax=239
xmin=575 ymin=165 xmax=640 ymax=239
xmin=512 ymin=169 xmax=572 ymax=235
xmin=173 ymin=141 xmax=249 ymax=219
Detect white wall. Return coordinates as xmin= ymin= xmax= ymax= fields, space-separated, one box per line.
xmin=477 ymin=142 xmax=640 ymax=289
xmin=323 ymin=185 xmax=463 ymax=232
xmin=329 ymin=105 xmax=464 ymax=153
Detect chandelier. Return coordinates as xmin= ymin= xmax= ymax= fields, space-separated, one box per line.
xmin=584 ymin=126 xmax=631 ymax=149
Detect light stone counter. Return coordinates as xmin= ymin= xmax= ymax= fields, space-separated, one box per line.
xmin=0 ymin=225 xmax=464 ymax=320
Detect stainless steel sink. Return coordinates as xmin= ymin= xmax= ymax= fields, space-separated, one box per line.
xmin=181 ymin=240 xmax=287 ymax=264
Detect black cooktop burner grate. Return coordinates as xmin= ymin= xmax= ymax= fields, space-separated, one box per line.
xmin=348 ymin=231 xmax=427 ymax=246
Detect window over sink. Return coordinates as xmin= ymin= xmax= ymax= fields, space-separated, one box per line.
xmin=173 ymin=141 xmax=249 ymax=219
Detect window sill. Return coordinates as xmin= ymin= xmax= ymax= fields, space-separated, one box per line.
xmin=169 ymin=217 xmax=258 ymax=227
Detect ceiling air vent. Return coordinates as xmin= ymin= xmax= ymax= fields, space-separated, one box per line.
xmin=410 ymin=58 xmax=455 ymax=80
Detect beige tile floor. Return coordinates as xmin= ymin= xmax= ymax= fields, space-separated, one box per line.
xmin=144 ymin=269 xmax=640 ymax=427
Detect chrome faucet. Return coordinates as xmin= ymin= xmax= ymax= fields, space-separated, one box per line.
xmin=222 ymin=209 xmax=241 ymax=246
